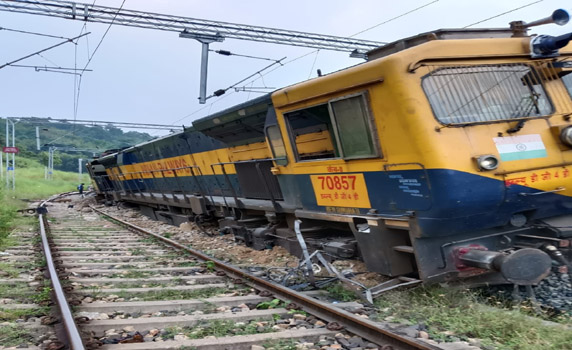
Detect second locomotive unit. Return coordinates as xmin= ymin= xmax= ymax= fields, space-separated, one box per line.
xmin=88 ymin=11 xmax=572 ymax=286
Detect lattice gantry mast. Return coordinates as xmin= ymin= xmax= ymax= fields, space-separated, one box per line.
xmin=0 ymin=0 xmax=384 ymax=103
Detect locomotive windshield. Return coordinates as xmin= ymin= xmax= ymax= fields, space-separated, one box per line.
xmin=422 ymin=64 xmax=553 ymax=125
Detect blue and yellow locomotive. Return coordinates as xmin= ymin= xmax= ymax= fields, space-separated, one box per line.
xmin=88 ymin=11 xmax=572 ymax=286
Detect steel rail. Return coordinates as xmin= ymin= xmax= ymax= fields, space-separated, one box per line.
xmin=39 ymin=212 xmax=86 ymax=350
xmin=90 ymin=205 xmax=438 ymax=350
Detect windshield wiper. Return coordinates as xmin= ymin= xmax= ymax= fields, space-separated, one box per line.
xmin=507 ymin=119 xmax=527 ymax=134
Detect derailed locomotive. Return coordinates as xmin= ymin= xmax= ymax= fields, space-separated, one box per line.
xmin=88 ymin=12 xmax=572 ymax=286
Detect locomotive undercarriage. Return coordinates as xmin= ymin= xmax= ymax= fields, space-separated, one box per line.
xmin=99 ymin=189 xmax=572 ymax=287
xmin=413 ymin=217 xmax=572 ymax=287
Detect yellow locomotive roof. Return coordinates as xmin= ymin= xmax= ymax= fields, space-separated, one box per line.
xmin=366 ymin=28 xmax=513 ymax=61
xmin=272 ymin=33 xmax=572 ymax=109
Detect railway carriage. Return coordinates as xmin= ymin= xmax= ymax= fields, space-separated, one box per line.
xmin=88 ymin=16 xmax=572 ymax=286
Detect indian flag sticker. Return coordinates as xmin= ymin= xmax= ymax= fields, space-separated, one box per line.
xmin=493 ymin=134 xmax=547 ymax=161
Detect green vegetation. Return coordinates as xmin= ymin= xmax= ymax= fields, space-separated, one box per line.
xmin=0 ymin=283 xmax=29 ymax=300
xmin=4 ymin=157 xmax=91 ymax=201
xmin=0 ymin=118 xmax=151 ymax=173
xmin=374 ymin=285 xmax=572 ymax=350
xmin=0 ymin=324 xmax=36 ymax=346
xmin=326 ymin=282 xmax=358 ymax=302
xmin=256 ymin=299 xmax=282 ymax=310
xmin=31 ymin=287 xmax=52 ymax=304
xmin=0 ymin=263 xmax=19 ymax=278
xmin=0 ymin=187 xmax=17 ymax=246
xmin=205 ymin=261 xmax=216 ymax=272
xmin=0 ymin=306 xmax=50 ymax=322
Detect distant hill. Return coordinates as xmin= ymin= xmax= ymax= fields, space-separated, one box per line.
xmin=0 ymin=118 xmax=153 ymax=172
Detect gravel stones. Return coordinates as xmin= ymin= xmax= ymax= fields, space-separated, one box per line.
xmin=534 ymin=273 xmax=572 ymax=315
xmin=487 ymin=272 xmax=572 ymax=316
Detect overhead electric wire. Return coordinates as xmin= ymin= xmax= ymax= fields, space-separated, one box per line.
xmin=308 ymin=49 xmax=320 ymax=79
xmin=229 ymin=0 xmax=442 ymax=95
xmin=0 ymin=26 xmax=70 ymax=39
xmin=9 ymin=64 xmax=92 ymax=71
xmin=206 ymin=57 xmax=285 ymax=101
xmin=0 ymin=32 xmax=89 ymax=70
xmin=37 ymin=52 xmax=60 ymax=67
xmin=236 ymin=0 xmax=545 ymax=95
xmin=464 ymin=0 xmax=544 ymax=28
xmin=73 ymin=0 xmax=126 ymax=133
xmin=350 ymin=0 xmax=439 ymax=38
xmin=79 ymin=0 xmax=126 ymax=73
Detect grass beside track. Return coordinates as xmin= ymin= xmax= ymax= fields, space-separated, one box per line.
xmin=0 ymin=306 xmax=50 ymax=322
xmin=374 ymin=285 xmax=572 ymax=350
xmin=6 ymin=157 xmax=90 ymax=200
xmin=0 ymin=324 xmax=36 ymax=346
xmin=1 ymin=159 xmax=89 ymax=247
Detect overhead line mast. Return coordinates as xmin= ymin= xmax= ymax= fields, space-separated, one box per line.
xmin=0 ymin=0 xmax=385 ymax=103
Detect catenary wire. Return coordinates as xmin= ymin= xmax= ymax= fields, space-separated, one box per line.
xmin=0 ymin=26 xmax=70 ymax=40
xmin=308 ymin=49 xmax=320 ymax=79
xmin=237 ymin=0 xmax=549 ymax=95
xmin=48 ymin=0 xmax=122 ymax=148
xmin=350 ymin=0 xmax=439 ymax=38
xmin=217 ymin=1 xmax=443 ymax=97
xmin=464 ymin=0 xmax=544 ymax=28
xmin=73 ymin=0 xmax=127 ymax=124
xmin=37 ymin=53 xmax=60 ymax=67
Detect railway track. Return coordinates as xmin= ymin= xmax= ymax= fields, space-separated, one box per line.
xmin=40 ymin=198 xmax=441 ymax=350
xmin=0 ymin=214 xmax=57 ymax=349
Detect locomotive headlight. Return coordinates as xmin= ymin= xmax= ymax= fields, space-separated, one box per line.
xmin=476 ymin=155 xmax=499 ymax=171
xmin=560 ymin=126 xmax=572 ymax=147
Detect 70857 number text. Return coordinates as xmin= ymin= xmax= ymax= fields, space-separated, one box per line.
xmin=316 ymin=175 xmax=356 ymax=190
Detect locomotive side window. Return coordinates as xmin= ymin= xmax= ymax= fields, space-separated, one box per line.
xmin=422 ymin=64 xmax=553 ymax=124
xmin=563 ymin=73 xmax=572 ymax=98
xmin=285 ymin=93 xmax=378 ymax=162
xmin=329 ymin=94 xmax=377 ymax=159
xmin=265 ymin=125 xmax=288 ymax=166
xmin=285 ymin=104 xmax=339 ymax=161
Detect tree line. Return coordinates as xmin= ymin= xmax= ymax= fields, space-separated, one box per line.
xmin=0 ymin=118 xmax=153 ymax=172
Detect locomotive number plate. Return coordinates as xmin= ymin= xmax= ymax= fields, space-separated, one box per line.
xmin=310 ymin=173 xmax=371 ymax=208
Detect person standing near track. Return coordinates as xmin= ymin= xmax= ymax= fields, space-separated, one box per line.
xmin=77 ymin=183 xmax=84 ymax=198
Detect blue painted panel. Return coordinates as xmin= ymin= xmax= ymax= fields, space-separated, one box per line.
xmin=283 ymin=169 xmax=572 ymax=238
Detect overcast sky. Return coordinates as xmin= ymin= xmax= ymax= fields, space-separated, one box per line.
xmin=0 ymin=0 xmax=570 ymax=139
